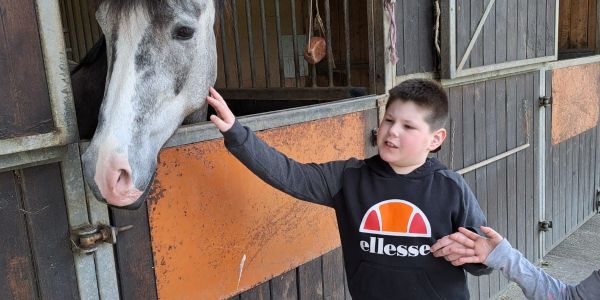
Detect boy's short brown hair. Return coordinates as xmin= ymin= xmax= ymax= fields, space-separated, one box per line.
xmin=386 ymin=79 xmax=449 ymax=131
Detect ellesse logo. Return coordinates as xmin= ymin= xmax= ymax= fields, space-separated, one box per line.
xmin=359 ymin=200 xmax=432 ymax=257
xmin=359 ymin=199 xmax=432 ymax=237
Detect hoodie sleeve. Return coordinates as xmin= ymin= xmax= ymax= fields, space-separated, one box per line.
xmin=486 ymin=239 xmax=600 ymax=300
xmin=221 ymin=120 xmax=360 ymax=207
xmin=453 ymin=175 xmax=493 ymax=276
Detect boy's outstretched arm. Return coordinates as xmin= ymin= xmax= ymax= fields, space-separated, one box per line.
xmin=206 ymin=88 xmax=359 ymax=207
xmin=445 ymin=226 xmax=600 ymax=300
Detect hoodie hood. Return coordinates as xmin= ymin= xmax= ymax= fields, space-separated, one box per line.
xmin=365 ymin=155 xmax=447 ymax=179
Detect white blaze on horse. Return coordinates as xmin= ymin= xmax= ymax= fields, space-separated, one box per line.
xmin=80 ymin=0 xmax=220 ymax=209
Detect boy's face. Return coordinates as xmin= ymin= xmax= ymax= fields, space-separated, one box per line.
xmin=377 ymin=100 xmax=446 ymax=174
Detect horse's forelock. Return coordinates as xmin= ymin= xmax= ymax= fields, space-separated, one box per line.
xmin=103 ymin=0 xmax=224 ymax=18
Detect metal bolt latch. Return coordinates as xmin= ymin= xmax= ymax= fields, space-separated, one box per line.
xmin=539 ymin=96 xmax=552 ymax=107
xmin=371 ymin=128 xmax=378 ymax=146
xmin=538 ymin=220 xmax=553 ymax=232
xmin=71 ymin=224 xmax=133 ymax=254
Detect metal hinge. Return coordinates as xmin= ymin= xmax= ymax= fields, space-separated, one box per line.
xmin=538 ymin=220 xmax=553 ymax=232
xmin=539 ymin=96 xmax=552 ymax=107
xmin=70 ymin=223 xmax=133 ymax=254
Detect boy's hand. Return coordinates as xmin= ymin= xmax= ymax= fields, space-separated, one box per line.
xmin=206 ymin=87 xmax=236 ymax=132
xmin=431 ymin=234 xmax=475 ymax=264
xmin=437 ymin=226 xmax=504 ymax=266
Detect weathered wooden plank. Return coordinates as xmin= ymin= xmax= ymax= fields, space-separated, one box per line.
xmin=449 ymin=86 xmax=464 ymax=170
xmin=270 ymin=269 xmax=298 ymax=300
xmin=322 ymin=247 xmax=345 ymax=300
xmin=571 ymin=0 xmax=589 ymax=48
xmin=483 ymin=0 xmax=496 ymax=66
xmin=561 ymin=139 xmax=568 ymax=237
xmin=470 ymin=0 xmax=484 ymax=68
xmin=506 ymin=75 xmax=518 ymax=249
xmin=298 ymin=256 xmax=324 ymax=299
xmin=395 ymin=0 xmax=405 ymax=75
xmin=485 ymin=80 xmax=499 ymax=297
xmin=526 ymin=0 xmax=537 ymax=59
xmin=517 ymin=0 xmax=528 ymax=60
xmin=496 ymin=0 xmax=508 ymax=63
xmin=0 ymin=171 xmax=37 ymax=299
xmin=418 ymin=0 xmax=434 ymax=72
xmin=240 ymin=281 xmax=270 ymax=300
xmin=64 ymin=0 xmax=81 ymax=61
xmin=516 ymin=74 xmax=527 ymax=256
xmin=20 ymin=164 xmax=79 ymax=299
xmin=344 ymin=267 xmax=351 ymax=300
xmin=559 ymin=0 xmax=572 ymax=50
xmin=536 ymin=0 xmax=547 ymax=58
xmin=111 ymin=203 xmax=158 ymax=300
xmin=403 ymin=0 xmax=419 ymax=74
xmin=506 ymin=0 xmax=518 ymax=61
xmin=551 ymin=135 xmax=560 ymax=246
xmin=0 ymin=0 xmax=54 ymax=139
xmin=474 ymin=81 xmax=489 ymax=299
xmin=495 ymin=77 xmax=508 ymax=289
xmin=566 ymin=136 xmax=574 ymax=234
xmin=457 ymin=0 xmax=472 ymax=70
xmin=437 ymin=88 xmax=452 ymax=167
xmin=546 ymin=0 xmax=556 ymax=56
xmin=462 ymin=83 xmax=479 ymax=300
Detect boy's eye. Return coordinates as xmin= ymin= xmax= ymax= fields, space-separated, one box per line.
xmin=384 ymin=118 xmax=393 ymax=123
xmin=404 ymin=125 xmax=414 ymax=129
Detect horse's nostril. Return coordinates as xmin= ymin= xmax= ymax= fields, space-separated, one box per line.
xmin=117 ymin=169 xmax=127 ymax=183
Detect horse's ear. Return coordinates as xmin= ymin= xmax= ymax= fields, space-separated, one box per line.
xmin=95 ymin=1 xmax=110 ymax=33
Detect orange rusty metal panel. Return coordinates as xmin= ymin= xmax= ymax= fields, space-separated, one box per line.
xmin=148 ymin=112 xmax=366 ymax=299
xmin=551 ymin=63 xmax=600 ymax=145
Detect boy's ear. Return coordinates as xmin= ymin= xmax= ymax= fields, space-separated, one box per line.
xmin=428 ymin=128 xmax=447 ymax=152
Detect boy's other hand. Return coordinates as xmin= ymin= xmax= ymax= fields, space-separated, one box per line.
xmin=444 ymin=226 xmax=504 ymax=266
xmin=206 ymin=87 xmax=236 ymax=132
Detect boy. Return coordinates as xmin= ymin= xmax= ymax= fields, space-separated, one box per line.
xmin=433 ymin=226 xmax=600 ymax=299
xmin=207 ymin=79 xmax=492 ymax=299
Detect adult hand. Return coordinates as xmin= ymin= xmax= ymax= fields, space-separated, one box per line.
xmin=445 ymin=226 xmax=504 ymax=266
xmin=206 ymin=87 xmax=236 ymax=132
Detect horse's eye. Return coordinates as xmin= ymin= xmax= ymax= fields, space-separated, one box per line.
xmin=174 ymin=26 xmax=195 ymax=40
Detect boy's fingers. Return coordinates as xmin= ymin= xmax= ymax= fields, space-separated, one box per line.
xmin=431 ymin=236 xmax=452 ymax=253
xmin=209 ymin=87 xmax=225 ymax=102
xmin=209 ymin=114 xmax=226 ymax=129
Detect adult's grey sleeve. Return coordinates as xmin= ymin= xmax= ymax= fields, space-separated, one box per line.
xmin=485 ymin=239 xmax=600 ymax=300
xmin=222 ymin=120 xmax=360 ymax=207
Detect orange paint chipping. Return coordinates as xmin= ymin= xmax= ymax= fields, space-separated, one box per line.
xmin=148 ymin=113 xmax=366 ymax=299
xmin=551 ymin=63 xmax=600 ymax=144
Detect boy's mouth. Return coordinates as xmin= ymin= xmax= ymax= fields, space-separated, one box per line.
xmin=385 ymin=141 xmax=399 ymax=149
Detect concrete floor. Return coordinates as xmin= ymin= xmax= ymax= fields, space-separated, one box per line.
xmin=495 ymin=213 xmax=600 ymax=299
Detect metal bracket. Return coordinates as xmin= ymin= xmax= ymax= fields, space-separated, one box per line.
xmin=538 ymin=220 xmax=553 ymax=232
xmin=371 ymin=128 xmax=378 ymax=147
xmin=70 ymin=223 xmax=133 ymax=254
xmin=539 ymin=96 xmax=552 ymax=107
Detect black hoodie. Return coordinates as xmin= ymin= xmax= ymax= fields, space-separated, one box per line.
xmin=223 ymin=121 xmax=492 ymax=300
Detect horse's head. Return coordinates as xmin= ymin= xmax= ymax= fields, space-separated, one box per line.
xmin=81 ymin=0 xmax=219 ymax=209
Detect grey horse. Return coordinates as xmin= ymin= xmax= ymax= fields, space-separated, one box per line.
xmin=79 ymin=0 xmax=222 ymax=209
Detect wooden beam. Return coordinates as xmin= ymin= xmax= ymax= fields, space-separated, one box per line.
xmin=218 ymin=87 xmax=369 ymax=101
